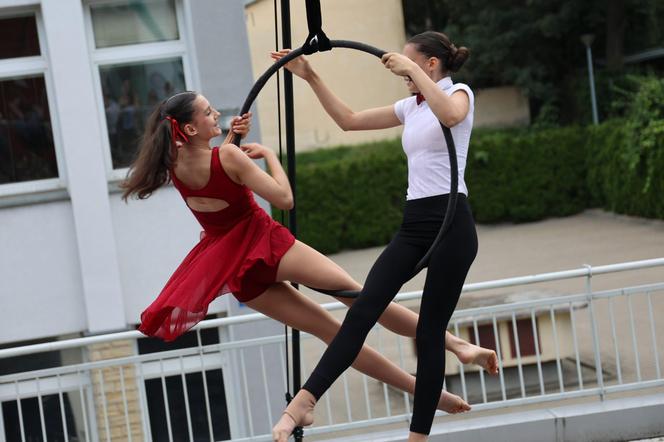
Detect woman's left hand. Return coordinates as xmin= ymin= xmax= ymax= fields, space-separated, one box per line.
xmin=240 ymin=143 xmax=274 ymax=160
xmin=381 ymin=52 xmax=417 ymax=76
xmin=223 ymin=112 xmax=252 ymax=145
xmin=231 ymin=112 xmax=252 ymax=138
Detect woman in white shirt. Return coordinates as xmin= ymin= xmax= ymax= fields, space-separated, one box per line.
xmin=272 ymin=31 xmax=478 ymax=442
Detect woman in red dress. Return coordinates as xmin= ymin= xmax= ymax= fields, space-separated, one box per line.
xmin=121 ymin=91 xmax=497 ymax=414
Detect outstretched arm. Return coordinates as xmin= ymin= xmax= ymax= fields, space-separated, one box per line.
xmin=337 ymin=296 xmax=498 ymax=374
xmin=271 ymin=50 xmax=401 ymax=131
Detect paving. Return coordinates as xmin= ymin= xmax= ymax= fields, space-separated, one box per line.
xmin=304 ymin=209 xmax=664 ymax=303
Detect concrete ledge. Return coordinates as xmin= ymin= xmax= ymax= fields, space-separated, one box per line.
xmin=327 ymin=393 xmax=664 ymax=442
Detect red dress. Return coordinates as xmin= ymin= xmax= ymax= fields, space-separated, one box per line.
xmin=138 ymin=146 xmax=295 ymax=341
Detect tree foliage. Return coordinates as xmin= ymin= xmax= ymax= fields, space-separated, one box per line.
xmin=402 ymin=0 xmax=664 ymax=124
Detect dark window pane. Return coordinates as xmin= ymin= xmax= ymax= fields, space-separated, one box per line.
xmin=0 ymin=339 xmax=61 ymax=376
xmin=509 ymin=318 xmax=540 ymax=358
xmin=99 ymin=58 xmax=185 ymax=169
xmin=91 ymin=0 xmax=179 ymax=48
xmin=0 ymin=76 xmax=57 ymax=184
xmin=468 ymin=324 xmax=499 ymax=353
xmin=2 ymin=394 xmax=77 ymax=442
xmin=0 ymin=16 xmax=40 ymax=59
xmin=145 ymin=369 xmax=231 ymax=441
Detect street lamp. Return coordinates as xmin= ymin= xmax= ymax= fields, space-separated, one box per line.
xmin=581 ymin=34 xmax=599 ymax=125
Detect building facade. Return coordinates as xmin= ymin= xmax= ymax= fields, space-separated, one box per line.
xmin=0 ymin=0 xmax=263 ymax=344
xmin=0 ymin=1 xmax=288 ymax=440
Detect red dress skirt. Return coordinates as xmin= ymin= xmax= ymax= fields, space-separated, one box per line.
xmin=138 ymin=147 xmax=295 ymax=341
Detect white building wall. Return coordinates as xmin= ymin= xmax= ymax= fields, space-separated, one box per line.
xmin=0 ymin=1 xmax=282 ymax=438
xmin=0 ymin=0 xmax=260 ymax=343
xmin=0 ymin=200 xmax=86 ymax=341
xmin=42 ymin=0 xmax=127 ymax=334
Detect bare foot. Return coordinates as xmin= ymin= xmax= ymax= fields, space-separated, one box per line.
xmin=272 ymin=390 xmax=316 ymax=442
xmin=437 ymin=390 xmax=471 ymax=414
xmin=455 ymin=341 xmax=499 ymax=375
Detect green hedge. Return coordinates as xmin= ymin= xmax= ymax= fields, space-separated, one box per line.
xmin=283 ymin=140 xmax=407 ymax=253
xmin=586 ymin=76 xmax=664 ymax=218
xmin=466 ymin=126 xmax=589 ymax=223
xmin=276 ymin=85 xmax=663 ymax=253
xmin=281 ymin=126 xmax=589 ymax=254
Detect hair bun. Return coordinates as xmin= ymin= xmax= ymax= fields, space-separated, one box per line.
xmin=447 ymin=45 xmax=470 ymax=73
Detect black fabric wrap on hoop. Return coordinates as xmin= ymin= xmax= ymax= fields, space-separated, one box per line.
xmin=232 ymin=40 xmax=459 ymax=299
xmin=302 ymin=0 xmax=331 ymax=54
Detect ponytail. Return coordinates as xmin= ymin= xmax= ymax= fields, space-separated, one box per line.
xmin=121 ymin=91 xmax=197 ymax=200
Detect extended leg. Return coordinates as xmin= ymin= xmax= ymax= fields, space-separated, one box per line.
xmin=246 ymin=282 xmax=469 ymax=442
xmin=246 ymin=282 xmax=469 ymax=410
xmin=277 ymin=240 xmax=497 ymax=373
xmin=409 ymin=209 xmax=479 ymax=439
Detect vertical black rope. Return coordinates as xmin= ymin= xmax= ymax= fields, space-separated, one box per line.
xmin=272 ymin=0 xmax=291 ymax=401
xmin=280 ymin=0 xmax=304 ymax=440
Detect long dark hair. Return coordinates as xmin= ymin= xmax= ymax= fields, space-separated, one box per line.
xmin=408 ymin=31 xmax=470 ymax=74
xmin=121 ymin=91 xmax=198 ymax=201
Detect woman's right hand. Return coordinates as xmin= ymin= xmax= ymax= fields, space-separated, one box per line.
xmin=240 ymin=143 xmax=274 ymax=160
xmin=271 ymin=49 xmax=313 ymax=80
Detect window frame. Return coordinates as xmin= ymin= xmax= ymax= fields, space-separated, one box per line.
xmin=83 ymin=0 xmax=198 ymax=182
xmin=0 ymin=7 xmax=67 ymax=199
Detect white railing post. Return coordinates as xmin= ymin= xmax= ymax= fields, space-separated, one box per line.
xmin=569 ymin=302 xmax=584 ymax=390
xmin=453 ymin=322 xmax=468 ymax=402
xmin=608 ymin=296 xmax=623 ymax=385
xmin=196 ymin=330 xmax=215 ymax=442
xmin=585 ymin=264 xmax=605 ymax=399
xmin=647 ymin=292 xmax=661 ymax=379
xmin=492 ymin=316 xmax=507 ymax=401
xmin=472 ymin=319 xmax=487 ymax=403
xmin=510 ymin=313 xmax=526 ymax=398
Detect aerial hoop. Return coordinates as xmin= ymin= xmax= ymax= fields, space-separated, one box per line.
xmin=233 ymin=40 xmax=459 ymax=298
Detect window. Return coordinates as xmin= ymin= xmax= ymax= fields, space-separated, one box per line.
xmin=2 ymin=395 xmax=78 ymax=442
xmin=0 ymin=13 xmax=59 ymax=189
xmin=90 ymin=0 xmax=179 ymax=48
xmin=138 ymin=328 xmax=231 ymax=441
xmin=99 ymin=59 xmax=185 ymax=168
xmin=0 ymin=15 xmax=40 ymax=59
xmin=86 ymin=0 xmax=194 ymax=176
xmin=145 ymin=370 xmax=231 ymax=441
xmin=508 ymin=318 xmax=541 ymax=358
xmin=468 ymin=323 xmax=499 ymax=353
xmin=0 ymin=342 xmax=86 ymax=441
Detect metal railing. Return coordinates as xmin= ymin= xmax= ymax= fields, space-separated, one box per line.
xmin=0 ymin=258 xmax=662 ymax=441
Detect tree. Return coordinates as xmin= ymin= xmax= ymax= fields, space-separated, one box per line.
xmin=606 ymin=0 xmax=626 ymax=70
xmin=401 ymin=0 xmax=663 ymax=123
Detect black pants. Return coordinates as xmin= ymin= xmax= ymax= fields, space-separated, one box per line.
xmin=303 ymin=194 xmax=478 ymax=435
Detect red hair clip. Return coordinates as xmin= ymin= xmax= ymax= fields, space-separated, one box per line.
xmin=164 ymin=116 xmax=190 ymax=145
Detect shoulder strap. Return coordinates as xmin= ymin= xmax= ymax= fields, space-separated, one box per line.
xmin=210 ymin=146 xmax=241 ymax=189
xmin=210 ymin=146 xmax=221 ymax=174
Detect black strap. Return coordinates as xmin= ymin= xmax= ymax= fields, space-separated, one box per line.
xmin=302 ymin=0 xmax=331 ymax=54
